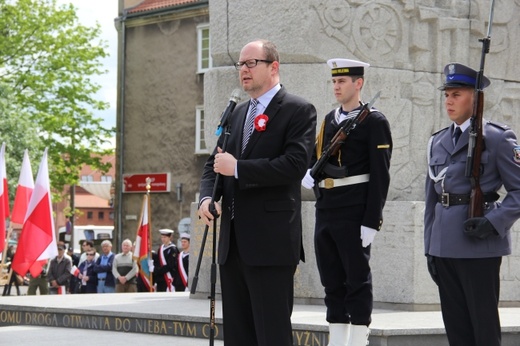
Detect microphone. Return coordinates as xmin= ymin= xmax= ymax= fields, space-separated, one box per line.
xmin=215 ymin=89 xmax=241 ymax=136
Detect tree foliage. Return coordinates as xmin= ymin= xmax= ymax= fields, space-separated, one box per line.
xmin=0 ymin=0 xmax=114 ymax=200
xmin=0 ymin=84 xmax=42 ymax=201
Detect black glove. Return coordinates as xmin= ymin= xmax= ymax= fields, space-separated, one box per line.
xmin=426 ymin=254 xmax=438 ymax=286
xmin=463 ymin=217 xmax=497 ymax=239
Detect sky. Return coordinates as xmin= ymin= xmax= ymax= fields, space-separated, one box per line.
xmin=56 ymin=0 xmax=119 ymax=132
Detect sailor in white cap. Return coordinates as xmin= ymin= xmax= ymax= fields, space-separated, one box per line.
xmin=302 ymin=58 xmax=392 ymax=345
xmin=152 ymin=228 xmax=181 ymax=292
xmin=177 ymin=233 xmax=191 ymax=291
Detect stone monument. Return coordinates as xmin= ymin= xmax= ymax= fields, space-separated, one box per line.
xmin=191 ymin=0 xmax=520 ymax=308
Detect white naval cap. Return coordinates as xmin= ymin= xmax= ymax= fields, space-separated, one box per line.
xmin=180 ymin=232 xmax=191 ymax=240
xmin=327 ymin=58 xmax=370 ymax=77
xmin=159 ymin=228 xmax=174 ymax=236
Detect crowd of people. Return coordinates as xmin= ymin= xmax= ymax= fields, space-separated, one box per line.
xmin=1 ymin=230 xmax=190 ymax=296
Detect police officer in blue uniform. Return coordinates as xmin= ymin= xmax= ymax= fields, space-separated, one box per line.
xmin=302 ymin=58 xmax=392 ymax=346
xmin=425 ymin=63 xmax=520 ymax=346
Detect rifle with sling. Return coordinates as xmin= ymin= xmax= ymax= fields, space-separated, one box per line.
xmin=310 ymin=91 xmax=381 ymax=198
xmin=465 ymin=0 xmax=495 ymax=218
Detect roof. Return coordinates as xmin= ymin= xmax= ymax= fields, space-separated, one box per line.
xmin=127 ymin=0 xmax=203 ymax=14
xmin=79 ymin=181 xmax=112 ymax=200
xmin=75 ymin=194 xmax=110 ymax=208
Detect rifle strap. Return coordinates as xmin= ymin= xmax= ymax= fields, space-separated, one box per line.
xmin=316 ymin=118 xmax=327 ymax=159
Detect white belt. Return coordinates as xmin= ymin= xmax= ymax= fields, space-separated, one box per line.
xmin=318 ymin=174 xmax=370 ymax=189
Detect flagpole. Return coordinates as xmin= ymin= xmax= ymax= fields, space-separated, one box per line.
xmin=1 ymin=227 xmax=13 ymax=286
xmin=145 ymin=177 xmax=153 ymax=292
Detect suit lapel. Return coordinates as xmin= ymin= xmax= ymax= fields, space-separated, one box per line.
xmin=241 ymin=87 xmax=285 ymax=158
xmin=439 ymin=127 xmax=455 ymax=153
xmin=232 ymin=102 xmax=249 ymax=157
xmin=453 ymin=129 xmax=468 ymax=153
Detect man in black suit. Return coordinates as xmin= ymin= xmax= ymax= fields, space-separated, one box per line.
xmin=199 ymin=39 xmax=317 ymax=346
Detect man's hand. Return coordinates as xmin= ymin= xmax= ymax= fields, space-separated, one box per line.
xmin=198 ymin=198 xmax=221 ymax=227
xmin=301 ymin=169 xmax=315 ymax=190
xmin=213 ymin=147 xmax=237 ymax=176
xmin=360 ymin=226 xmax=377 ymax=247
xmin=463 ymin=217 xmax=497 ymax=239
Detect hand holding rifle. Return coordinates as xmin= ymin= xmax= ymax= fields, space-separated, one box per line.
xmin=304 ymin=91 xmax=381 ymax=198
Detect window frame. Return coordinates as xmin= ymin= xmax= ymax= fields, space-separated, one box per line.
xmin=195 ymin=105 xmax=209 ymax=155
xmin=197 ymin=23 xmax=212 ymax=73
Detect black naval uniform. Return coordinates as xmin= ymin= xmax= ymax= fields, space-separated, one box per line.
xmin=312 ymin=104 xmax=392 ymax=326
xmin=153 ymin=243 xmax=181 ymax=292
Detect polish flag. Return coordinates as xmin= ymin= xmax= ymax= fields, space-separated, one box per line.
xmin=57 ymin=285 xmax=67 ymax=295
xmin=70 ymin=265 xmax=80 ymax=277
xmin=11 ymin=149 xmax=58 ymax=278
xmin=10 ymin=150 xmax=34 ymax=225
xmin=134 ymin=194 xmax=153 ymax=292
xmin=0 ymin=143 xmax=9 ymax=253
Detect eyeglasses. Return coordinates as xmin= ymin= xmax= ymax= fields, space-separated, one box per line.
xmin=234 ymin=59 xmax=273 ymax=70
xmin=87 ymin=253 xmax=95 ymax=256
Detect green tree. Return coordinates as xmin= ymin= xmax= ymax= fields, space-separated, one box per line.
xmin=0 ymin=0 xmax=114 ymax=202
xmin=0 ymin=83 xmax=42 ymax=202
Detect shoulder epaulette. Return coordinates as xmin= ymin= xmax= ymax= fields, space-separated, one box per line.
xmin=486 ymin=121 xmax=510 ymax=131
xmin=431 ymin=126 xmax=449 ymax=137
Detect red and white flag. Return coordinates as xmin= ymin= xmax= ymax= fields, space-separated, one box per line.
xmin=57 ymin=285 xmax=67 ymax=295
xmin=70 ymin=265 xmax=80 ymax=277
xmin=10 ymin=149 xmax=34 ymax=225
xmin=11 ymin=149 xmax=57 ymax=277
xmin=134 ymin=194 xmax=153 ymax=292
xmin=0 ymin=143 xmax=10 ymax=254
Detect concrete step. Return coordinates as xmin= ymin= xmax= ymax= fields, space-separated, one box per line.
xmin=0 ymin=292 xmax=519 ymax=345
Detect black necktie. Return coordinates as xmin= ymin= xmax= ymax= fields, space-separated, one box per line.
xmin=453 ymin=127 xmax=462 ymax=145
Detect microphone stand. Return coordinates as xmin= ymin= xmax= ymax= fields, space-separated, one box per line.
xmin=191 ymin=121 xmax=233 ymax=346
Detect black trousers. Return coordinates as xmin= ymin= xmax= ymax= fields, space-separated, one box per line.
xmin=435 ymin=257 xmax=502 ymax=346
xmin=2 ymin=270 xmax=21 ymax=296
xmin=219 ymin=226 xmax=296 ymax=346
xmin=314 ymin=206 xmax=372 ymax=326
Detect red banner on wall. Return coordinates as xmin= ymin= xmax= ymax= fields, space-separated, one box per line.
xmin=123 ymin=173 xmax=171 ymax=193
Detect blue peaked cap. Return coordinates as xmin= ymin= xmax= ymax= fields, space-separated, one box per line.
xmin=439 ymin=63 xmax=491 ymax=90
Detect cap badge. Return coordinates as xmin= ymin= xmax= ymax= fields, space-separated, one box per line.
xmin=448 ymin=64 xmax=456 ymax=75
xmin=332 ymin=62 xmax=337 ymax=68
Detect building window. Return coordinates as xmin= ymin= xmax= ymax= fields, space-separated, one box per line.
xmin=81 ymin=175 xmax=93 ymax=182
xmin=98 ymin=211 xmax=104 ymax=220
xmin=197 ymin=23 xmax=211 ymax=73
xmin=101 ymin=176 xmax=112 ymax=183
xmin=195 ymin=105 xmax=209 ymax=154
xmin=109 ymin=212 xmax=114 ymax=220
xmin=87 ymin=211 xmax=93 ymax=219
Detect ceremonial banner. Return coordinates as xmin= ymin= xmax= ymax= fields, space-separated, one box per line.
xmin=11 ymin=150 xmax=34 ymax=225
xmin=134 ymin=194 xmax=153 ymax=291
xmin=12 ymin=149 xmax=57 ymax=277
